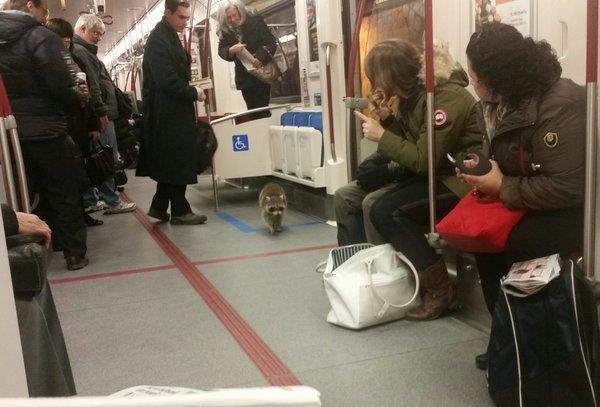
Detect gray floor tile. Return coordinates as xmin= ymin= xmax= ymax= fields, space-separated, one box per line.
xmin=50 ymin=175 xmax=493 ymax=404
xmin=298 ymin=338 xmax=492 ymax=407
xmin=52 ymin=270 xmax=191 ymax=313
xmin=125 ymin=179 xmax=337 ymax=263
xmin=59 ymin=293 xmax=264 ymax=396
xmin=202 ymin=261 xmax=487 ymax=373
xmin=47 ymin=211 xmax=170 ymax=279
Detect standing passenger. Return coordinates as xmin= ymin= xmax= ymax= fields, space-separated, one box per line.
xmin=72 ymin=13 xmax=136 ymax=215
xmin=0 ymin=0 xmax=89 ymax=270
xmin=46 ymin=17 xmax=105 ymax=228
xmin=136 ymin=0 xmax=207 ymax=225
xmin=217 ymin=0 xmax=277 ymax=119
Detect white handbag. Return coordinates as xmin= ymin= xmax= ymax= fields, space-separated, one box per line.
xmin=322 ymin=244 xmax=420 ymax=330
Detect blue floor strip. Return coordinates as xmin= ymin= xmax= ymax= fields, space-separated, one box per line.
xmin=217 ymin=212 xmax=256 ymax=233
xmin=218 ymin=212 xmax=322 ymax=234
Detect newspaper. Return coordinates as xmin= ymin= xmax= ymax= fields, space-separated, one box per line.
xmin=110 ymin=385 xmax=203 ymax=397
xmin=236 ymin=48 xmax=257 ymax=72
xmin=501 ymin=254 xmax=561 ymax=297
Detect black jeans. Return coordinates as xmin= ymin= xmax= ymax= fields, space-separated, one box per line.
xmin=369 ymin=178 xmax=458 ymax=271
xmin=151 ymin=182 xmax=191 ymax=217
xmin=475 ymin=206 xmax=584 ymax=314
xmin=241 ymin=83 xmax=271 ymax=120
xmin=21 ymin=136 xmax=87 ymax=258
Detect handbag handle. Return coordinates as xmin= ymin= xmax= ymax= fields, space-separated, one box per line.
xmin=365 ymin=252 xmax=420 ymax=319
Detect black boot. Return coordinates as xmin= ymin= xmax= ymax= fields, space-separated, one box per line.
xmin=66 ymin=255 xmax=89 ymax=271
xmin=475 ymin=353 xmax=487 ymax=370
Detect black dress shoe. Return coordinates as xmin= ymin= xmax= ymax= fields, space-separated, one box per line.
xmin=170 ymin=212 xmax=207 ymax=225
xmin=65 ymin=256 xmax=89 ymax=271
xmin=147 ymin=207 xmax=170 ymax=222
xmin=475 ymin=352 xmax=487 ymax=370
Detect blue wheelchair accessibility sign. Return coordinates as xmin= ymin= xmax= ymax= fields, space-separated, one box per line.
xmin=232 ymin=135 xmax=249 ymax=152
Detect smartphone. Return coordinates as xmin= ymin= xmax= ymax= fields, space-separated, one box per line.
xmin=447 ymin=152 xmax=492 ymax=176
xmin=446 ymin=153 xmax=458 ymax=167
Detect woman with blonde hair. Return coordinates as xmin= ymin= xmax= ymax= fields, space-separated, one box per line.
xmin=334 ymin=38 xmax=482 ymax=320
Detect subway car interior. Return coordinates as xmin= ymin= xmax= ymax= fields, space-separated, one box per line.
xmin=0 ymin=0 xmax=599 ymax=405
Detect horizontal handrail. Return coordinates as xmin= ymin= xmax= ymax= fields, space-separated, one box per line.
xmin=210 ymin=104 xmax=291 ymax=125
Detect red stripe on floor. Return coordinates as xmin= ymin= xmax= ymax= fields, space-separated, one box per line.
xmin=49 ymin=245 xmax=336 ymax=285
xmin=194 ymin=244 xmax=336 ymax=266
xmin=121 ymin=192 xmax=301 ymax=386
xmin=49 ymin=264 xmax=176 ymax=285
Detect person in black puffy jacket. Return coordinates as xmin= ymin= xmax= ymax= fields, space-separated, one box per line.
xmin=0 ymin=0 xmax=89 ymax=271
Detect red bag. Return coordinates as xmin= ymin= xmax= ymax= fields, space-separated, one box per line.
xmin=436 ymin=192 xmax=525 ymax=253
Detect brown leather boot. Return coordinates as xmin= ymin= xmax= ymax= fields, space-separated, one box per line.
xmin=405 ymin=258 xmax=457 ymax=321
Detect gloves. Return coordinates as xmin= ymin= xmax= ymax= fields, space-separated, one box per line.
xmin=357 ymin=163 xmax=391 ymax=192
xmin=356 ymin=154 xmax=408 ymax=192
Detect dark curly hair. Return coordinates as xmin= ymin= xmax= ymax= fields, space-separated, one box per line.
xmin=466 ymin=22 xmax=561 ymax=109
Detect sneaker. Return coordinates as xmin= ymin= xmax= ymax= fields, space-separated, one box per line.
xmin=104 ymin=201 xmax=137 ymax=215
xmin=65 ymin=255 xmax=89 ymax=271
xmin=84 ymin=200 xmax=107 ymax=214
xmin=170 ymin=212 xmax=207 ymax=225
xmin=147 ymin=207 xmax=170 ymax=222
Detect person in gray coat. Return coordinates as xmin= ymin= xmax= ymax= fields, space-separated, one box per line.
xmin=72 ymin=13 xmax=136 ymax=215
xmin=136 ymin=0 xmax=207 ymax=225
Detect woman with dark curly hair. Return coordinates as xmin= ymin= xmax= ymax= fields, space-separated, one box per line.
xmin=459 ymin=22 xmax=586 ymax=369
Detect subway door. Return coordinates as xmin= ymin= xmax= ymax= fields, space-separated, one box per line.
xmin=316 ymin=0 xmax=349 ymax=194
xmin=536 ymin=0 xmax=587 ymax=85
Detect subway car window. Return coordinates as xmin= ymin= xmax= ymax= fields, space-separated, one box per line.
xmin=257 ymin=0 xmax=301 ymax=103
xmin=359 ymin=0 xmax=424 ymax=99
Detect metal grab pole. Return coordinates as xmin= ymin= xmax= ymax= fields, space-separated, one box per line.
xmin=345 ymin=0 xmax=368 ymax=181
xmin=424 ymin=0 xmax=436 ymax=235
xmin=5 ymin=116 xmax=30 ymax=213
xmin=345 ymin=0 xmax=368 ymax=97
xmin=324 ymin=43 xmax=337 ymax=162
xmin=584 ymin=0 xmax=599 ymax=280
xmin=0 ymin=118 xmax=17 ymax=209
xmin=0 ymin=76 xmax=18 ymax=210
xmin=202 ymin=0 xmax=219 ymax=211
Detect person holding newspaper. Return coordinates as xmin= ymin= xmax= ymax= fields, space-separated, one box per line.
xmin=216 ymin=0 xmax=277 ymax=119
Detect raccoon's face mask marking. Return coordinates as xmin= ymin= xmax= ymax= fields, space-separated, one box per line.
xmin=267 ymin=206 xmax=285 ymax=214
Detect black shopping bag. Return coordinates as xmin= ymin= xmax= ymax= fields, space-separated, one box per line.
xmin=83 ymin=142 xmax=114 ymax=187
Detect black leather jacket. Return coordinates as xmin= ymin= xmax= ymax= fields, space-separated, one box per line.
xmin=0 ymin=11 xmax=80 ymax=140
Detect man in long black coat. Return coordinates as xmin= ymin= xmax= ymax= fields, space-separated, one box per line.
xmin=137 ymin=0 xmax=207 ymax=225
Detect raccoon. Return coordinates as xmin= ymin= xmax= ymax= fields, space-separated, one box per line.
xmin=259 ymin=182 xmax=287 ymax=234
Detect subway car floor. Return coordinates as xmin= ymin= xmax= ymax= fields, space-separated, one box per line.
xmin=46 ymin=173 xmax=493 ymax=406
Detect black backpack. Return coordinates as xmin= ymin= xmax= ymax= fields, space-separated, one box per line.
xmin=487 ymin=258 xmax=596 ymax=406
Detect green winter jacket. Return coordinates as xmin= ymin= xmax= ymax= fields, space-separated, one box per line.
xmin=377 ymin=67 xmax=482 ymax=197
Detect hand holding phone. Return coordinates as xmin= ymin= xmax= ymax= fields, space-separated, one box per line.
xmin=447 ymin=152 xmax=492 ymax=176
